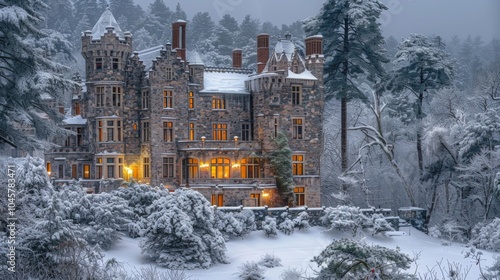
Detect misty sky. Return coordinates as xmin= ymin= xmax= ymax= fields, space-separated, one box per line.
xmin=135 ymin=0 xmax=499 ymax=40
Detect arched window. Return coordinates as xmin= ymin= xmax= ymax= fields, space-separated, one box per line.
xmin=241 ymin=158 xmax=260 ymax=178
xmin=210 ymin=158 xmax=230 ymax=178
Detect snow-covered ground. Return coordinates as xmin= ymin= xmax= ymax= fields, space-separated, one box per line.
xmin=104 ymin=227 xmax=498 ymax=279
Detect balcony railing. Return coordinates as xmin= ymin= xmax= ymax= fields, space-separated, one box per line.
xmin=177 ymin=140 xmax=262 ymax=152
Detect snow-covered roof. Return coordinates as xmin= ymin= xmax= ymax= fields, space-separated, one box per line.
xmin=137 ymin=45 xmax=163 ymax=70
xmin=287 ymin=69 xmax=318 ymax=81
xmin=91 ymin=9 xmax=124 ymax=40
xmin=63 ymin=115 xmax=87 ymax=125
xmin=200 ymin=70 xmax=250 ymax=94
xmin=188 ymin=51 xmax=204 ymax=66
xmin=274 ymin=39 xmax=296 ymax=61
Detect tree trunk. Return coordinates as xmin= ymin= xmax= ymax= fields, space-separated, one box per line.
xmin=417 ymin=67 xmax=425 ymax=174
xmin=341 ymin=14 xmax=349 ymax=178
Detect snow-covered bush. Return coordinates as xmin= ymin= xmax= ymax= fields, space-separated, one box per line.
xmin=430 ymin=219 xmax=468 ymax=243
xmin=237 ymin=261 xmax=265 ymax=280
xmin=371 ymin=214 xmax=395 ymax=235
xmin=278 ymin=212 xmax=294 ymax=235
xmin=140 ymin=188 xmax=228 ymax=269
xmin=293 ymin=211 xmax=310 ymax=230
xmin=471 ymin=218 xmax=500 ymax=251
xmin=279 ymin=267 xmax=304 ymax=280
xmin=312 ymin=238 xmax=415 ymax=279
xmin=258 ymin=253 xmax=282 ymax=268
xmin=485 ymin=256 xmax=500 ymax=279
xmin=262 ymin=216 xmax=278 ymax=237
xmin=234 ymin=209 xmax=257 ymax=235
xmin=214 ymin=209 xmax=244 ymax=239
xmin=16 ymin=156 xmax=53 ymax=218
xmin=320 ymin=205 xmax=370 ymax=235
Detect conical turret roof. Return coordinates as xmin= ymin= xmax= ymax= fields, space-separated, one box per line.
xmin=91 ymin=8 xmax=124 ymax=40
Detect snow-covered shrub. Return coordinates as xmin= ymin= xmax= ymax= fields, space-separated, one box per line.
xmin=293 ymin=211 xmax=310 ymax=230
xmin=128 ymin=222 xmax=142 ymax=238
xmin=141 ymin=189 xmax=228 ymax=269
xmin=371 ymin=214 xmax=395 ymax=235
xmin=312 ymin=238 xmax=415 ymax=279
xmin=16 ymin=156 xmax=53 ymax=218
xmin=471 ymin=218 xmax=500 ymax=251
xmin=214 ymin=209 xmax=244 ymax=239
xmin=320 ymin=205 xmax=370 ymax=235
xmin=123 ymin=265 xmax=194 ymax=280
xmin=278 ymin=212 xmax=294 ymax=235
xmin=485 ymin=256 xmax=500 ymax=279
xmin=258 ymin=253 xmax=282 ymax=268
xmin=279 ymin=267 xmax=304 ymax=280
xmin=237 ymin=261 xmax=265 ymax=280
xmin=234 ymin=209 xmax=257 ymax=235
xmin=432 ymin=219 xmax=468 ymax=243
xmin=262 ymin=216 xmax=278 ymax=237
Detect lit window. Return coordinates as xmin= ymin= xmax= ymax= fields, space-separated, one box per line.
xmin=210 ymin=158 xmax=230 ymax=179
xmin=292 ymin=155 xmax=304 ymax=175
xmin=294 ymin=187 xmax=305 ymax=206
xmin=83 ymin=164 xmax=90 ymax=179
xmin=211 ymin=194 xmax=224 ymax=206
xmin=292 ymin=85 xmax=302 ymax=105
xmin=72 ymin=164 xmax=77 ymax=179
xmin=162 ymin=157 xmax=175 ymax=178
xmin=292 ymin=118 xmax=303 ymax=139
xmin=188 ymin=91 xmax=194 ymax=109
xmin=112 ymin=86 xmax=121 ymax=107
xmin=142 ymin=90 xmax=150 ymax=109
xmin=187 ymin=158 xmax=199 ymax=178
xmin=143 ymin=157 xmax=150 ymax=178
xmin=241 ymin=158 xmax=260 ymax=178
xmin=163 ymin=121 xmax=174 ymax=142
xmin=97 ymin=119 xmax=122 ymax=142
xmin=163 ymin=90 xmax=173 ymax=108
xmin=212 ymin=123 xmax=227 ymax=140
xmin=142 ymin=122 xmax=150 ymax=142
xmin=212 ymin=96 xmax=226 ymax=109
xmin=189 ymin=122 xmax=195 ymax=140
xmin=250 ymin=193 xmax=261 ymax=206
xmin=73 ymin=102 xmax=81 ymax=115
xmin=96 ymin=87 xmax=105 ymax=107
xmin=46 ymin=162 xmax=51 ymax=175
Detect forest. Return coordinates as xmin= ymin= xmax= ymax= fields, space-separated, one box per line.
xmin=1 ymin=0 xmax=500 ymax=279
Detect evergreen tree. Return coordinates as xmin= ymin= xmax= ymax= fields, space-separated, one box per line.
xmin=237 ymin=15 xmax=260 ymax=47
xmin=172 ymin=2 xmax=187 ymax=21
xmin=385 ymin=35 xmax=399 ymax=58
xmin=219 ymin=14 xmax=239 ymax=33
xmin=0 ymin=0 xmax=75 ymax=152
xmin=148 ymin=0 xmax=171 ymax=27
xmin=304 ymin=0 xmax=389 ymax=175
xmin=43 ymin=0 xmax=74 ymax=31
xmin=73 ymin=0 xmax=100 ymax=25
xmin=188 ymin=12 xmax=215 ymax=47
xmin=388 ymin=34 xmax=454 ymax=173
xmin=73 ymin=14 xmax=92 ymax=43
xmin=269 ymin=132 xmax=294 ymax=202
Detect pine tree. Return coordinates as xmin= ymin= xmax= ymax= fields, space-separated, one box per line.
xmin=269 ymin=132 xmax=294 ymax=202
xmin=172 ymin=2 xmax=187 ymax=21
xmin=188 ymin=12 xmax=215 ymax=47
xmin=0 ymin=0 xmax=75 ymax=152
xmin=304 ymin=0 xmax=389 ymax=175
xmin=219 ymin=14 xmax=239 ymax=34
xmin=388 ymin=34 xmax=454 ymax=173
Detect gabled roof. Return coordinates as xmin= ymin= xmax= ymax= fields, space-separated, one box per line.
xmin=200 ymin=68 xmax=252 ymax=95
xmin=91 ymin=8 xmax=124 ymax=40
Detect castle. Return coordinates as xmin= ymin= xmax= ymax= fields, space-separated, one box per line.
xmin=44 ymin=9 xmax=325 ymax=207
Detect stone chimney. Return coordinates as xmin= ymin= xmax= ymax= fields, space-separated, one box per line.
xmin=232 ymin=49 xmax=242 ymax=68
xmin=172 ymin=20 xmax=187 ymax=61
xmin=257 ymin=34 xmax=269 ymax=73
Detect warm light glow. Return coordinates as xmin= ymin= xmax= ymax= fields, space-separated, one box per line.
xmin=262 ymin=192 xmax=269 ymax=198
xmin=127 ymin=168 xmax=132 ymax=176
xmin=47 ymin=171 xmax=51 ymax=176
xmin=200 ymin=163 xmax=209 ymax=168
xmin=232 ymin=163 xmax=240 ymax=168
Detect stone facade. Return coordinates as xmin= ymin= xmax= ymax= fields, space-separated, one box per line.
xmin=44 ymin=9 xmax=325 ymax=207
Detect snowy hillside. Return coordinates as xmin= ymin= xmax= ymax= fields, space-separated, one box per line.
xmin=104 ymin=227 xmax=498 ymax=279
